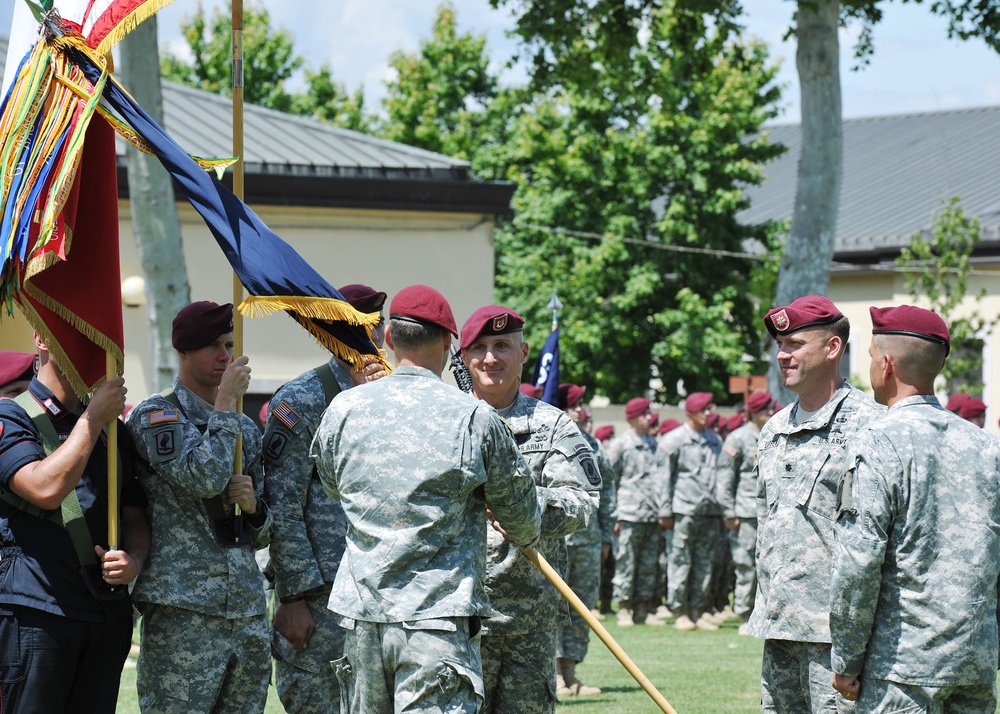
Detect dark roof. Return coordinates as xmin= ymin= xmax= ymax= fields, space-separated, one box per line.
xmin=740 ymin=105 xmax=1000 ymax=263
xmin=0 ymin=35 xmax=514 ymax=214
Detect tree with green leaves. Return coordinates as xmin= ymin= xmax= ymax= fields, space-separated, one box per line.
xmin=896 ymin=197 xmax=998 ymax=395
xmin=379 ymin=5 xmax=498 ymax=160
xmin=384 ymin=3 xmax=785 ymax=402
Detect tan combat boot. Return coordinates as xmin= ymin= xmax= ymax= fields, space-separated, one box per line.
xmin=616 ymin=600 xmax=634 ymax=627
xmin=563 ymin=659 xmax=601 ymax=697
xmin=638 ymin=601 xmax=666 ymax=626
xmin=673 ymin=607 xmax=697 ymax=632
xmin=556 ymin=657 xmax=573 ymax=699
xmin=695 ymin=610 xmax=720 ymax=631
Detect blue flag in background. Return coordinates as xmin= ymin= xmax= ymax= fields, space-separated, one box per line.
xmin=67 ymin=46 xmax=384 ymax=371
xmin=532 ymin=327 xmax=560 ymax=407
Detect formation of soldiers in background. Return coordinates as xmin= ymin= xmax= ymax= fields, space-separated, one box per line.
xmin=1 ymin=289 xmax=999 ymax=714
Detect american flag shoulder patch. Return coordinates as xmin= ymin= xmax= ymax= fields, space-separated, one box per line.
xmin=149 ymin=410 xmax=179 ymax=425
xmin=273 ymin=401 xmax=301 ymax=429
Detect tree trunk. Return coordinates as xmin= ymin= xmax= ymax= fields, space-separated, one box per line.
xmin=770 ymin=0 xmax=842 ymax=402
xmin=119 ymin=18 xmax=190 ymax=392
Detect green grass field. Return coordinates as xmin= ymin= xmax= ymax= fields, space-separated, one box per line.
xmin=116 ymin=615 xmax=763 ymax=713
xmin=114 ymin=616 xmax=1000 ymax=713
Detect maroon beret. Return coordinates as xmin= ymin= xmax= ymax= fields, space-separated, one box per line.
xmin=338 ymin=283 xmax=387 ymax=315
xmin=625 ymin=397 xmax=651 ymax=420
xmin=727 ymin=413 xmax=746 ymax=431
xmin=946 ymin=392 xmax=970 ymax=413
xmin=520 ymin=383 xmax=543 ymax=398
xmin=389 ymin=285 xmax=457 ymax=337
xmin=706 ymin=412 xmax=720 ymax=429
xmin=765 ymin=295 xmax=844 ymax=339
xmin=960 ymin=397 xmax=987 ymax=420
xmin=870 ymin=305 xmax=950 ymax=356
xmin=459 ymin=305 xmax=525 ymax=350
xmin=0 ymin=351 xmax=36 ymax=387
xmin=558 ymin=383 xmax=586 ymax=410
xmin=659 ymin=418 xmax=681 ymax=435
xmin=594 ymin=425 xmax=615 ymax=441
xmin=685 ymin=392 xmax=714 ymax=413
xmin=746 ymin=390 xmax=774 ymax=414
xmin=172 ymin=301 xmax=234 ymax=351
xmin=648 ymin=411 xmax=660 ymax=429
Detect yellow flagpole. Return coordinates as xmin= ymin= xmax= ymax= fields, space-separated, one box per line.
xmin=106 ymin=352 xmax=118 ymax=549
xmin=522 ymin=547 xmax=678 ymax=714
xmin=231 ymin=0 xmax=244 ymax=518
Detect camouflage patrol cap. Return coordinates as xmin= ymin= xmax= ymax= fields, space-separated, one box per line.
xmin=765 ymin=296 xmax=843 ymax=339
xmin=389 ymin=285 xmax=458 ymax=337
xmin=172 ymin=301 xmax=234 ymax=351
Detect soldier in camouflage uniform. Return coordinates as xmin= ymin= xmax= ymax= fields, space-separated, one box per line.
xmin=715 ymin=390 xmax=774 ymax=635
xmin=831 ymin=306 xmax=1000 ymax=713
xmin=127 ymin=301 xmax=272 ymax=713
xmin=313 ymin=286 xmax=542 ymax=714
xmin=660 ymin=392 xmax=724 ymax=632
xmin=263 ymin=284 xmax=388 ymax=714
xmin=555 ymin=383 xmax=616 ymax=699
xmin=460 ymin=306 xmax=599 ymax=714
xmin=608 ymin=397 xmax=671 ymax=628
xmin=749 ymin=295 xmax=883 ymax=714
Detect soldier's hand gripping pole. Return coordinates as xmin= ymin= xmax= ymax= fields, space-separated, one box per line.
xmin=521 ymin=546 xmax=679 ymax=714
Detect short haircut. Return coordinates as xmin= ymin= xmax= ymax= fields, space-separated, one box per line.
xmin=389 ymin=318 xmax=449 ymax=350
xmin=874 ymin=334 xmax=946 ymax=382
xmin=828 ymin=315 xmax=851 ymax=346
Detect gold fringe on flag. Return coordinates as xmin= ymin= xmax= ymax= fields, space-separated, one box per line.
xmin=93 ymin=0 xmax=180 ymax=56
xmin=239 ymin=295 xmax=391 ymax=373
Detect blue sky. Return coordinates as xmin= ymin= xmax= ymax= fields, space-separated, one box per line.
xmin=4 ymin=0 xmax=1000 ymax=120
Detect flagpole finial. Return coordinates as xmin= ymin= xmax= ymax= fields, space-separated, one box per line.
xmin=547 ymin=291 xmax=563 ymax=332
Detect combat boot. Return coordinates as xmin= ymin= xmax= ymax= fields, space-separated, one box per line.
xmin=616 ymin=600 xmax=634 ymax=627
xmin=695 ymin=610 xmax=720 ymax=631
xmin=562 ymin=659 xmax=601 ymax=697
xmin=556 ymin=658 xmax=572 ymax=699
xmin=637 ymin=601 xmax=666 ymax=626
xmin=673 ymin=607 xmax=697 ymax=632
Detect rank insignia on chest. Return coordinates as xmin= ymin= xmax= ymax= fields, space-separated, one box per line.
xmin=149 ymin=410 xmax=179 ymax=425
xmin=272 ymin=401 xmax=301 ymax=429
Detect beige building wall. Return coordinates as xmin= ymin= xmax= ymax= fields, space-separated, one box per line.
xmin=830 ymin=268 xmax=1000 ymax=433
xmin=2 ymin=201 xmax=497 ymax=404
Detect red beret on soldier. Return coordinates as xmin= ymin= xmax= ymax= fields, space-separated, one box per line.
xmin=594 ymin=425 xmax=615 ymax=441
xmin=869 ymin=305 xmax=950 ymax=356
xmin=659 ymin=418 xmax=681 ymax=436
xmin=0 ymin=351 xmax=36 ymax=389
xmin=172 ymin=301 xmax=235 ymax=351
xmin=339 ymin=283 xmax=387 ymax=315
xmin=685 ymin=392 xmax=715 ymax=413
xmin=727 ymin=413 xmax=746 ymax=432
xmin=764 ymin=295 xmax=844 ymax=339
xmin=960 ymin=397 xmax=987 ymax=420
xmin=946 ymin=392 xmax=970 ymax=413
xmin=520 ymin=384 xmax=543 ymax=399
xmin=625 ymin=397 xmax=651 ymax=420
xmin=557 ymin=383 xmax=586 ymax=410
xmin=746 ymin=390 xmax=774 ymax=414
xmin=389 ymin=285 xmax=458 ymax=336
xmin=459 ymin=305 xmax=525 ymax=351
